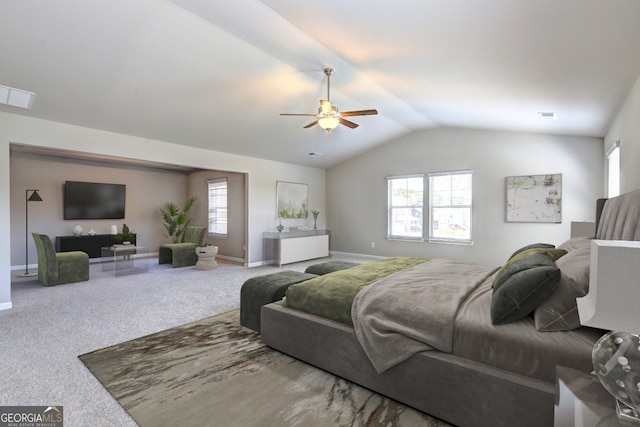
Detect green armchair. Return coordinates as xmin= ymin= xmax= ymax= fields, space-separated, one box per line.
xmin=158 ymin=226 xmax=207 ymax=268
xmin=32 ymin=232 xmax=89 ymax=286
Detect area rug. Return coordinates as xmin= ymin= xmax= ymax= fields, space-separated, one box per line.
xmin=79 ymin=310 xmax=452 ymax=427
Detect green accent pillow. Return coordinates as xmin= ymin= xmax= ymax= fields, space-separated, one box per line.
xmin=493 ymin=247 xmax=567 ymax=289
xmin=491 ymin=251 xmax=565 ymax=325
xmin=509 ymin=243 xmax=555 ymax=259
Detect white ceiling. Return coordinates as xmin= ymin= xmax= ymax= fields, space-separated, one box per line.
xmin=2 ymin=0 xmax=640 ymax=168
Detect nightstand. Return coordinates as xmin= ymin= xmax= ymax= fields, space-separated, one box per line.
xmin=555 ymin=366 xmax=626 ymax=426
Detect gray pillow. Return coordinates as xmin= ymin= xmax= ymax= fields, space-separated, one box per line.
xmin=534 ymin=246 xmax=591 ymax=331
xmin=557 ymin=237 xmax=592 ymax=253
xmin=491 ymin=251 xmax=562 ymax=325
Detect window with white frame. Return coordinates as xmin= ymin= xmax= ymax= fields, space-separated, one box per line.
xmin=387 ymin=174 xmax=424 ymax=240
xmin=208 ymin=178 xmax=228 ymax=238
xmin=607 ymin=142 xmax=620 ymax=198
xmin=428 ymin=171 xmax=472 ymax=243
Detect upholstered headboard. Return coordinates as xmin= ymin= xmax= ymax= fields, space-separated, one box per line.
xmin=595 ymin=188 xmax=640 ymax=241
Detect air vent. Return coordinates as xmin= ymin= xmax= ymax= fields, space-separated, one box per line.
xmin=0 ymin=85 xmax=35 ymax=109
xmin=308 ymin=152 xmax=323 ymax=157
xmin=538 ymin=112 xmax=557 ymax=120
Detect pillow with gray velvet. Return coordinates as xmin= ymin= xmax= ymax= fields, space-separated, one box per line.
xmin=491 ymin=251 xmax=563 ymax=325
xmin=534 ymin=246 xmax=591 ymax=331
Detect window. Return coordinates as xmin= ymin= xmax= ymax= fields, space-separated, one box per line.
xmin=428 ymin=171 xmax=472 ymax=243
xmin=387 ymin=175 xmax=424 ymax=240
xmin=607 ymin=141 xmax=620 ymax=198
xmin=208 ymin=178 xmax=228 ymax=238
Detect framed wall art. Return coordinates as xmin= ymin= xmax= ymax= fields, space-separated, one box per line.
xmin=506 ymin=174 xmax=562 ymax=223
xmin=276 ymin=181 xmax=308 ymax=218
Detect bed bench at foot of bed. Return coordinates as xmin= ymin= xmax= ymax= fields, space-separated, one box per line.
xmin=240 ymin=260 xmax=360 ymax=333
xmin=240 ymin=271 xmax=317 ymax=332
xmin=303 ymin=260 xmax=360 ymax=275
xmin=260 ymin=301 xmax=555 ymax=427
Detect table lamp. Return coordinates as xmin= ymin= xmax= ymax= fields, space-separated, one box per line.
xmin=577 ymin=239 xmax=640 ymax=424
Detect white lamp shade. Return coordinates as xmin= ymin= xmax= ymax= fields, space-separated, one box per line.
xmin=577 ymin=239 xmax=640 ymax=333
xmin=318 ymin=117 xmax=339 ymax=130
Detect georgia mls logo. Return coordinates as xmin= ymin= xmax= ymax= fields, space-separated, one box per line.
xmin=0 ymin=405 xmax=63 ymax=427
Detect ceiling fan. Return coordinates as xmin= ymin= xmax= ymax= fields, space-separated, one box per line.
xmin=280 ymin=67 xmax=378 ymax=132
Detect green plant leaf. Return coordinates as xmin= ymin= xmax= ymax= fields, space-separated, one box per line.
xmin=160 ymin=197 xmax=197 ymax=242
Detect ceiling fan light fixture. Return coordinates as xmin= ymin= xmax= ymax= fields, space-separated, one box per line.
xmin=280 ymin=66 xmax=377 ymax=130
xmin=318 ymin=116 xmax=339 ymax=131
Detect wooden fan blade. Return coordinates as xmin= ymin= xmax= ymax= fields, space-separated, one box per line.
xmin=339 ymin=118 xmax=359 ymax=129
xmin=280 ymin=113 xmax=317 ymax=116
xmin=340 ymin=109 xmax=378 ymax=117
xmin=304 ymin=120 xmax=319 ymax=128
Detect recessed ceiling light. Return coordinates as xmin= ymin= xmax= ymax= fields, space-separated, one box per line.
xmin=308 ymin=152 xmax=322 ymax=157
xmin=538 ymin=112 xmax=557 ymax=120
xmin=0 ymin=84 xmax=35 ymax=109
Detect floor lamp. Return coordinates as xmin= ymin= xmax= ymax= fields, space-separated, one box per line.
xmin=20 ymin=189 xmax=43 ymax=277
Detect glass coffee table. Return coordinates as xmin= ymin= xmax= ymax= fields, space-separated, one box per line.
xmin=101 ymin=244 xmax=148 ymax=276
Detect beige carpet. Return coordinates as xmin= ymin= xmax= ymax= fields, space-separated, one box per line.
xmin=79 ymin=310 xmax=452 ymax=427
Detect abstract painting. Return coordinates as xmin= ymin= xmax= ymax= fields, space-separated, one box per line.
xmin=506 ymin=174 xmax=562 ymax=223
xmin=277 ymin=181 xmax=308 ymax=218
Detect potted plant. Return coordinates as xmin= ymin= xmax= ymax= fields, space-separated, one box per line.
xmin=116 ymin=224 xmax=135 ymax=244
xmin=160 ymin=196 xmax=197 ymax=243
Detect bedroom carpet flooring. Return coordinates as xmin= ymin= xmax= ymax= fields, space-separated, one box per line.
xmin=79 ymin=309 xmax=452 ymax=427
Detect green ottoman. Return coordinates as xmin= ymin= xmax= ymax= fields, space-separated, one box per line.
xmin=304 ymin=260 xmax=360 ymax=276
xmin=240 ymin=271 xmax=317 ymax=332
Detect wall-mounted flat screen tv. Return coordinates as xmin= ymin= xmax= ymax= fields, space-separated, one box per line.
xmin=64 ymin=181 xmax=126 ymax=220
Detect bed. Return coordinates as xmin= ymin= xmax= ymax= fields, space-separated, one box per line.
xmin=260 ymin=188 xmax=640 ymax=427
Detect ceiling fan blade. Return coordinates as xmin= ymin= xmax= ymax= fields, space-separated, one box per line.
xmin=320 ymin=100 xmax=333 ymax=113
xmin=340 ymin=109 xmax=378 ymax=117
xmin=339 ymin=118 xmax=359 ymax=129
xmin=304 ymin=120 xmax=319 ymax=128
xmin=280 ymin=113 xmax=317 ymax=116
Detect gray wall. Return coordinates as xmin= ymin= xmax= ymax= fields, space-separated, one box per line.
xmin=10 ymin=151 xmax=190 ymax=266
xmin=605 ymin=75 xmax=640 ymax=194
xmin=327 ymin=127 xmax=604 ymax=266
xmin=189 ymin=170 xmax=247 ymax=261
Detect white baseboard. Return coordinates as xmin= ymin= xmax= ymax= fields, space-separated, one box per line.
xmin=247 ymin=252 xmax=380 ymax=268
xmin=247 ymin=259 xmax=274 ymax=267
xmin=215 ymin=254 xmax=245 ymax=264
xmin=330 ymin=251 xmax=385 ymax=260
xmin=10 ymin=263 xmax=38 ymax=271
xmin=0 ymin=301 xmax=13 ymax=311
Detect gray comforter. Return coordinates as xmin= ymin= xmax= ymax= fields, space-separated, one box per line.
xmin=351 ymin=259 xmax=497 ymax=373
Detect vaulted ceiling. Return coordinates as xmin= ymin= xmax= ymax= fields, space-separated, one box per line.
xmin=2 ymin=1 xmax=640 ymax=168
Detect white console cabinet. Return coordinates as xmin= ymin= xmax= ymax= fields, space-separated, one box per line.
xmin=263 ymin=229 xmax=330 ymax=266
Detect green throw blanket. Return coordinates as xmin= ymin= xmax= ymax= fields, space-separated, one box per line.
xmin=285 ymin=257 xmax=428 ymax=325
